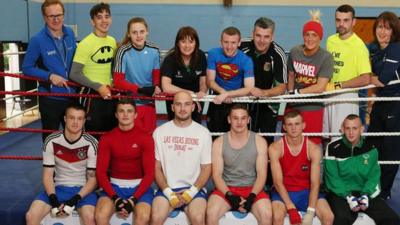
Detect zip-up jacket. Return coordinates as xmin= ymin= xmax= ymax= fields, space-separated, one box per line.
xmin=323 ymin=135 xmax=381 ymax=198
xmin=369 ymin=41 xmax=400 ymax=97
xmin=22 ymin=25 xmax=76 ymax=99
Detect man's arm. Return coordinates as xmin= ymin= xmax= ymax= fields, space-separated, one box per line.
xmin=213 ymin=77 xmax=255 ymax=104
xmin=251 ymin=135 xmax=268 ymax=194
xmin=323 ymin=142 xmax=350 ymax=198
xmin=22 ymin=38 xmax=52 ymax=80
xmin=70 ymin=62 xmax=111 ymax=99
xmin=74 ymin=169 xmax=97 ymax=198
xmin=206 ymin=69 xmax=226 ymax=95
xmin=307 ymin=142 xmax=321 ymax=209
xmin=269 ymin=141 xmax=296 ymax=209
xmin=154 ymin=160 xmax=169 ymax=190
xmin=96 ymin=136 xmax=116 ymax=198
xmin=298 ymin=77 xmax=330 ymax=94
xmin=43 ymin=167 xmax=56 ymax=196
xmin=252 ymin=83 xmax=287 ymax=97
xmin=341 ymin=73 xmax=371 ymax=88
xmin=131 ymin=135 xmax=155 ymax=200
xmin=361 ymin=148 xmax=381 ymax=198
xmin=193 ymin=164 xmax=212 ymax=189
xmin=212 ymin=136 xmax=230 ymax=194
xmin=287 ymin=71 xmax=295 ymax=92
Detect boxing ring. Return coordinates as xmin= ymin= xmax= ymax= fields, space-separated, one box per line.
xmin=0 ymin=71 xmax=399 ymax=225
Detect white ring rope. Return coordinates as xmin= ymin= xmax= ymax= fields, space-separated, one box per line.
xmin=210 ymin=132 xmax=400 ymax=137
xmin=192 ymin=79 xmax=400 ymax=102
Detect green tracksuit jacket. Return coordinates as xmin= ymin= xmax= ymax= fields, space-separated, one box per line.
xmin=323 ymin=135 xmax=381 ymax=198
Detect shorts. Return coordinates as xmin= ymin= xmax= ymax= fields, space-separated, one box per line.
xmin=271 ymin=189 xmax=325 ymax=212
xmin=155 ymin=186 xmax=207 ymax=210
xmin=99 ymin=183 xmax=154 ymax=205
xmin=36 ymin=185 xmax=97 ymax=208
xmin=211 ymin=186 xmax=269 ymax=206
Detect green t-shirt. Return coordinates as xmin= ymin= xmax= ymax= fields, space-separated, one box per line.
xmin=73 ymin=33 xmax=116 ymax=86
xmin=327 ymin=33 xmax=371 ymax=83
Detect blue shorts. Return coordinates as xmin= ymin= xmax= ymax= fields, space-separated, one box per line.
xmin=36 ymin=186 xmax=97 ymax=208
xmin=99 ymin=183 xmax=154 ymax=205
xmin=155 ymin=186 xmax=207 ymax=210
xmin=271 ymin=189 xmax=325 ymax=212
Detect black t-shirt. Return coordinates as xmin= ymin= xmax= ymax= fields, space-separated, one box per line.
xmin=240 ymin=40 xmax=287 ymax=89
xmin=161 ymin=50 xmax=207 ymax=92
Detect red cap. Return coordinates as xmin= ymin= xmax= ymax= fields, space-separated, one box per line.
xmin=303 ymin=21 xmax=323 ymax=39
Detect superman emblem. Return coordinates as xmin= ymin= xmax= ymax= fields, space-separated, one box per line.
xmin=217 ymin=63 xmax=239 ymax=80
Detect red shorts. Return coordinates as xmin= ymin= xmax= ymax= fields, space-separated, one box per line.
xmin=135 ymin=104 xmax=156 ymax=134
xmin=285 ymin=107 xmax=323 ymax=144
xmin=211 ymin=186 xmax=269 ymax=205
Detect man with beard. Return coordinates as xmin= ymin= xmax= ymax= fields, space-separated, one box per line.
xmin=151 ymin=91 xmax=212 ymax=225
xmin=323 ymin=4 xmax=371 ymax=135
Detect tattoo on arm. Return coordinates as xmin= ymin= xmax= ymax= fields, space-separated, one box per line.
xmin=86 ymin=170 xmax=96 ymax=179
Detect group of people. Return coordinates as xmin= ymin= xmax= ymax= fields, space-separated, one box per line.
xmin=21 ymin=0 xmax=400 ymax=225
xmin=25 ymin=93 xmax=399 ymax=225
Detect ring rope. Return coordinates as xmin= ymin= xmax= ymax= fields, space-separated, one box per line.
xmin=0 ymin=155 xmax=398 ymax=164
xmin=2 ymin=71 xmax=400 ymax=103
xmin=1 ymin=127 xmax=399 ymax=137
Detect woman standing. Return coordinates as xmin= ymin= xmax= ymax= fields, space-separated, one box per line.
xmin=368 ymin=11 xmax=400 ymax=200
xmin=113 ymin=17 xmax=161 ymax=134
xmin=161 ymin=26 xmax=207 ymax=123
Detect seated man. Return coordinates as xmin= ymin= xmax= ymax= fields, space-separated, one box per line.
xmin=95 ymin=99 xmax=155 ymax=225
xmin=207 ymin=104 xmax=272 ymax=225
xmin=26 ymin=104 xmax=98 ymax=225
xmin=151 ymin=91 xmax=212 ymax=225
xmin=324 ymin=114 xmax=399 ymax=225
xmin=269 ymin=110 xmax=333 ymax=225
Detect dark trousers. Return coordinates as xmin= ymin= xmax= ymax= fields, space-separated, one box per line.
xmin=80 ymin=88 xmax=117 ymax=139
xmin=368 ymin=101 xmax=400 ymax=198
xmin=249 ymin=103 xmax=277 ymax=145
xmin=39 ymin=97 xmax=75 ymax=142
xmin=249 ymin=103 xmax=277 ymax=188
xmin=326 ymin=192 xmax=399 ymax=225
xmin=166 ymin=100 xmax=203 ymax=124
xmin=206 ymin=103 xmax=232 ymax=140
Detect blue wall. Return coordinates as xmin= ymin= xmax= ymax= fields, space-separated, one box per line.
xmin=1 ymin=1 xmax=400 ymax=51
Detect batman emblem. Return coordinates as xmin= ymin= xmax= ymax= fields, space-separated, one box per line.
xmin=91 ymin=46 xmax=114 ymax=64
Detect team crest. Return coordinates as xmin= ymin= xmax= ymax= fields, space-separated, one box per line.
xmin=362 ymin=154 xmax=370 ymax=165
xmin=77 ymin=149 xmax=87 ymax=160
xmin=301 ymin=164 xmax=309 ymax=171
xmin=263 ymin=62 xmax=271 ymax=72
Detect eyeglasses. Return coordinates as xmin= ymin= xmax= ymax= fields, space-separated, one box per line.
xmin=46 ymin=14 xmax=64 ymax=20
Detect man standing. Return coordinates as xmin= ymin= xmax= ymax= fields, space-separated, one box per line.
xmin=206 ymin=27 xmax=254 ymax=135
xmin=207 ymin=104 xmax=272 ymax=225
xmin=269 ymin=110 xmax=333 ymax=225
xmin=324 ymin=114 xmax=399 ymax=225
xmin=151 ymin=91 xmax=212 ymax=225
xmin=70 ymin=2 xmax=117 ymax=134
xmin=287 ymin=14 xmax=333 ymax=145
xmin=25 ymin=104 xmax=98 ymax=225
xmin=240 ymin=17 xmax=287 ymax=145
xmin=95 ymin=99 xmax=155 ymax=225
xmin=22 ymin=0 xmax=77 ymax=142
xmin=324 ymin=4 xmax=371 ymax=134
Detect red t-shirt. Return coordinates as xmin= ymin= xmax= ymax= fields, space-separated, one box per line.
xmin=97 ymin=126 xmax=155 ymax=199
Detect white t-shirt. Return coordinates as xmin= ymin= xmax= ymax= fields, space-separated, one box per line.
xmin=153 ymin=121 xmax=212 ymax=188
xmin=43 ymin=132 xmax=98 ymax=187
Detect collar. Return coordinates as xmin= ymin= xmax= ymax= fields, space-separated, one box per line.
xmin=45 ymin=25 xmax=68 ymax=39
xmin=341 ymin=134 xmax=364 ymax=149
